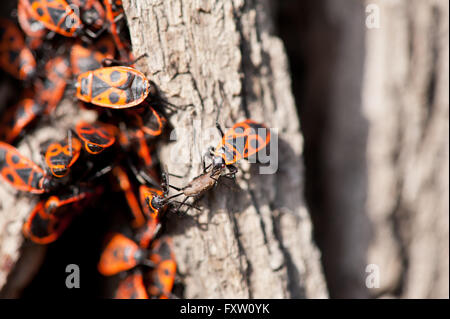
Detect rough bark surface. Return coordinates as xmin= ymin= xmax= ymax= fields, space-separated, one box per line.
xmin=278 ymin=0 xmax=448 ymax=298
xmin=123 ymin=0 xmax=327 ymax=298
xmin=364 ymin=0 xmax=449 ymax=299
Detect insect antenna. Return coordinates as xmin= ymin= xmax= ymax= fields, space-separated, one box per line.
xmin=164 ymin=193 xmax=184 ymax=201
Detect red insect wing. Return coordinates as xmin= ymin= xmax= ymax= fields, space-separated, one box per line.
xmin=148 ymin=236 xmax=176 ymax=298
xmin=0 ymin=97 xmax=43 ymax=144
xmin=70 ymin=0 xmax=106 ymax=30
xmin=103 ymin=0 xmax=131 ymax=61
xmin=113 ymin=166 xmax=146 ymax=228
xmin=134 ymin=129 xmax=153 ymax=167
xmin=137 ymin=217 xmax=160 ymax=250
xmin=132 ymin=107 xmax=166 ymax=137
xmin=114 ymin=271 xmax=149 ymax=299
xmin=24 ymin=0 xmax=82 ymax=37
xmin=76 ymin=66 xmax=150 ymax=109
xmin=70 ymin=36 xmax=115 ymax=75
xmin=75 ymin=121 xmax=116 ymax=154
xmin=17 ymin=0 xmax=47 ymax=39
xmin=215 ymin=119 xmax=271 ymax=165
xmin=44 ymin=137 xmax=82 ymax=178
xmin=0 ymin=142 xmax=45 ymax=194
xmin=0 ymin=18 xmax=36 ymax=80
xmin=98 ymin=233 xmax=141 ymax=276
xmin=17 ymin=0 xmax=47 ymax=51
xmin=139 ymin=185 xmax=165 ymax=218
xmin=22 ymin=200 xmax=73 ymax=244
xmin=35 ymin=56 xmax=71 ymax=114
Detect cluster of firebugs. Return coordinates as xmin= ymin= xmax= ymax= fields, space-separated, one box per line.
xmin=0 ymin=0 xmax=271 ymax=299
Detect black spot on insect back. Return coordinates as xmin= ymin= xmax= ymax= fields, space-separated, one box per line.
xmin=109 ymin=91 xmax=120 ymax=104
xmin=110 ymin=70 xmax=121 ymax=82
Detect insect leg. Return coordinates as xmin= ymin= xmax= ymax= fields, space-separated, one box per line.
xmin=142 ymin=259 xmax=157 ymax=268
xmin=161 ymin=170 xmax=183 ymax=192
xmin=85 ymin=164 xmax=113 ymax=182
xmin=101 ymin=53 xmax=148 ymax=67
xmin=167 ymin=172 xmax=184 ymax=178
xmin=127 ymin=158 xmax=159 ymax=187
xmin=222 ymin=164 xmax=238 ymax=179
xmin=202 ymin=152 xmax=212 ymax=173
xmin=171 ymin=200 xmax=200 ymax=211
xmin=175 ymin=197 xmax=190 ymax=216
xmin=84 ymin=13 xmax=121 ymax=40
xmin=215 ymin=122 xmax=225 ymax=138
xmin=168 ymin=184 xmax=183 ymax=191
xmin=67 ymin=130 xmax=73 ymax=157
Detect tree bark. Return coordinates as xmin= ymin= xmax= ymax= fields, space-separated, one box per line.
xmin=363 ymin=0 xmax=449 ymax=299
xmin=278 ymin=0 xmax=448 ymax=299
xmin=123 ymin=0 xmax=327 ymax=298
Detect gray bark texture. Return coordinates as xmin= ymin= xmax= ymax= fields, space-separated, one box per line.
xmin=363 ymin=0 xmax=449 ymax=299
xmin=122 ymin=0 xmax=328 ymax=298
xmin=280 ymin=0 xmax=448 ymax=298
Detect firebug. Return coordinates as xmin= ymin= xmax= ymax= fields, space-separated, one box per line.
xmin=75 ymin=121 xmax=116 ymax=154
xmin=0 ymin=96 xmax=43 ymax=144
xmin=0 ymin=141 xmax=55 ymax=194
xmin=43 ymin=136 xmax=82 ymax=178
xmin=21 ymin=0 xmax=82 ymax=37
xmin=75 ymin=66 xmax=151 ymax=109
xmin=97 ymin=232 xmax=151 ymax=276
xmin=0 ymin=18 xmax=36 ymax=81
xmin=70 ymin=36 xmax=116 ymax=75
xmin=34 ymin=55 xmax=71 ymax=114
xmin=114 ymin=270 xmax=149 ymax=299
xmin=147 ymin=236 xmax=177 ymax=299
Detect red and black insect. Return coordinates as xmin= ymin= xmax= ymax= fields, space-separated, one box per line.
xmin=22 ymin=200 xmax=73 ymax=244
xmin=21 ymin=0 xmax=83 ymax=37
xmin=102 ymin=0 xmax=131 ymax=61
xmin=114 ymin=270 xmax=149 ymax=299
xmin=135 ymin=216 xmax=161 ymax=251
xmin=34 ymin=55 xmax=71 ymax=114
xmin=75 ymin=66 xmax=152 ymax=109
xmin=136 ymin=169 xmax=204 ymax=217
xmin=70 ymin=36 xmax=116 ymax=75
xmin=0 ymin=18 xmax=36 ymax=81
xmin=17 ymin=0 xmax=47 ymax=50
xmin=139 ymin=185 xmax=167 ymax=219
xmin=23 ymin=186 xmax=99 ymax=244
xmin=43 ymin=136 xmax=82 ymax=178
xmin=211 ymin=119 xmax=271 ymax=169
xmin=97 ymin=232 xmax=151 ymax=276
xmin=0 ymin=141 xmax=55 ymax=194
xmin=134 ymin=130 xmax=154 ymax=167
xmin=0 ymin=95 xmax=43 ymax=144
xmin=147 ymin=236 xmax=177 ymax=299
xmin=75 ymin=121 xmax=116 ymax=154
xmin=159 ymin=120 xmax=271 ymax=212
xmin=126 ymin=106 xmax=167 ymax=138
xmin=70 ymin=0 xmax=106 ymax=33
